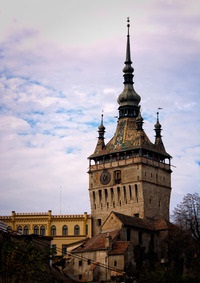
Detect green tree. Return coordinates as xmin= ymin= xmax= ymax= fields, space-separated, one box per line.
xmin=0 ymin=235 xmax=53 ymax=283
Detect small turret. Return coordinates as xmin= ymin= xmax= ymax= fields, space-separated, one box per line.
xmin=98 ymin=113 xmax=105 ymax=141
xmin=154 ymin=111 xmax=166 ymax=151
xmin=136 ymin=109 xmax=144 ymax=131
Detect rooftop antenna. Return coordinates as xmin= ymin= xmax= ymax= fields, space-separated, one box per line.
xmin=60 ymin=185 xmax=62 ymax=215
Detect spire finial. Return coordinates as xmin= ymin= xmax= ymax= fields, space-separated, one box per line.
xmin=127 ymin=17 xmax=130 ymax=36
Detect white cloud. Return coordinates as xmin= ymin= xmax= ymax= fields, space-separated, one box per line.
xmin=0 ymin=0 xmax=199 ymax=217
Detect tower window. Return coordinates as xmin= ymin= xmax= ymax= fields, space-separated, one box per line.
xmin=129 ymin=185 xmax=132 ymax=199
xmin=117 ymin=187 xmax=121 ymax=203
xmin=105 ymin=189 xmax=108 ymax=202
xmin=98 ymin=190 xmax=102 ymax=204
xmin=110 ymin=188 xmax=114 ymax=202
xmin=97 ymin=219 xmax=102 ymax=226
xmin=123 ymin=186 xmax=127 ymax=203
xmin=93 ymin=191 xmax=96 ymax=205
xmin=114 ymin=170 xmax=121 ymax=184
xmin=135 ymin=184 xmax=138 ymax=202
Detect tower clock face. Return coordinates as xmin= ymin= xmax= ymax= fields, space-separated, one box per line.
xmin=100 ymin=170 xmax=111 ymax=185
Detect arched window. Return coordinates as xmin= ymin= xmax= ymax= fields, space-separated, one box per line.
xmin=24 ymin=226 xmax=29 ymax=235
xmin=51 ymin=225 xmax=56 ymax=236
xmin=74 ymin=225 xmax=80 ymax=235
xmin=34 ymin=225 xmax=39 ymax=235
xmin=7 ymin=226 xmax=12 ymax=232
xmin=62 ymin=225 xmax=68 ymax=236
xmin=17 ymin=226 xmax=22 ymax=234
xmin=40 ymin=225 xmax=45 ymax=236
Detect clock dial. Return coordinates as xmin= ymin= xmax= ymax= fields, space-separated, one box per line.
xmin=100 ymin=171 xmax=111 ymax=185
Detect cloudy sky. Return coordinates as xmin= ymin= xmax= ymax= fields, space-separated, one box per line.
xmin=0 ymin=0 xmax=199 ymax=217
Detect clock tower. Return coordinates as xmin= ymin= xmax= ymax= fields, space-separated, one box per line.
xmin=88 ymin=19 xmax=172 ymax=236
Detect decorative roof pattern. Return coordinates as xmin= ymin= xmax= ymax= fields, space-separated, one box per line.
xmin=90 ymin=118 xmax=170 ymax=158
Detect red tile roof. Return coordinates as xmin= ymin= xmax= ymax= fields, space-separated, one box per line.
xmin=72 ymin=229 xmax=119 ymax=253
xmin=109 ymin=241 xmax=130 ymax=255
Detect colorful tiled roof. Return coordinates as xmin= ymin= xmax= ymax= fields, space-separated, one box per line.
xmin=89 ymin=118 xmax=171 ymax=159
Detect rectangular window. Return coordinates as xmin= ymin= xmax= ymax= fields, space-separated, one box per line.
xmin=114 ymin=170 xmax=121 ymax=184
xmin=87 ymin=259 xmax=91 ymax=265
xmin=114 ymin=260 xmax=117 ymax=267
xmin=97 ymin=219 xmax=101 ymax=226
xmin=79 ymin=260 xmax=82 ymax=266
xmin=62 ymin=245 xmax=67 ymax=255
xmin=52 ymin=244 xmax=57 ymax=255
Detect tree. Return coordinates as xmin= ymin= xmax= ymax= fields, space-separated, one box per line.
xmin=0 ymin=235 xmax=53 ymax=283
xmin=171 ymin=193 xmax=200 ymax=279
xmin=172 ymin=192 xmax=200 ymax=241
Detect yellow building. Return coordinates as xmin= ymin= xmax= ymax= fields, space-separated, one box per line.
xmin=0 ymin=210 xmax=92 ymax=256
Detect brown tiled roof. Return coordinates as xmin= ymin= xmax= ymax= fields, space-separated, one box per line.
xmin=112 ymin=212 xmax=154 ymax=230
xmin=109 ymin=241 xmax=130 ymax=255
xmin=72 ymin=229 xmax=119 ymax=253
xmin=154 ymin=218 xmax=177 ymax=231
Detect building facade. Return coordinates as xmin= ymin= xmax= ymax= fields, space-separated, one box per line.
xmin=0 ymin=210 xmax=92 ymax=256
xmin=88 ymin=19 xmax=172 ymax=236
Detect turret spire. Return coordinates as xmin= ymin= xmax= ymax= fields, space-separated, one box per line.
xmin=154 ymin=110 xmax=166 ymax=151
xmin=117 ymin=18 xmax=141 ymax=119
xmin=154 ymin=111 xmax=162 ymax=138
xmin=98 ymin=113 xmax=105 ymax=140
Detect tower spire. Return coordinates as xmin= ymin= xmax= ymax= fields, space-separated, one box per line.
xmin=117 ymin=18 xmax=141 ymax=119
xmin=123 ymin=17 xmax=134 ymax=85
